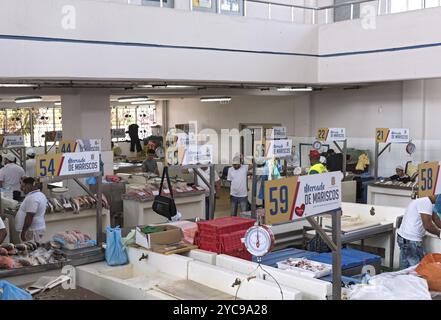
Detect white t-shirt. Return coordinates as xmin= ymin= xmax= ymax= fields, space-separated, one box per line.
xmin=15 ymin=190 xmax=48 ymax=232
xmin=0 ymin=217 xmax=5 ymax=229
xmin=398 ymin=197 xmax=433 ymax=242
xmin=0 ymin=163 xmax=25 ymax=191
xmin=227 ymin=165 xmax=249 ymax=197
xmin=26 ymin=159 xmax=36 ymax=178
xmin=189 ymin=168 xmax=220 ymax=193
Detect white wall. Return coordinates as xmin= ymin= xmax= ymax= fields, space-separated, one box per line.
xmin=166 ymin=78 xmax=441 ymax=176
xmin=319 ymin=6 xmax=441 ymax=83
xmin=0 ymin=0 xmax=317 ymax=84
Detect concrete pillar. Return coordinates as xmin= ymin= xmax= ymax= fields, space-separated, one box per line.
xmin=61 ymin=90 xmax=113 ymax=175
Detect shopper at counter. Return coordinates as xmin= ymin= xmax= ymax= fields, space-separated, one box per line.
xmin=390 ymin=165 xmax=410 ymax=183
xmin=0 ymin=154 xmax=25 ymax=191
xmin=228 ymin=156 xmax=249 ymax=216
xmin=15 ymin=177 xmax=48 ymax=242
xmin=397 ymin=195 xmax=441 ymax=269
xmin=308 ymin=150 xmax=328 ymax=175
xmin=142 ymin=149 xmax=159 ymax=175
xmin=0 ymin=217 xmax=7 ymax=244
xmin=25 ymin=148 xmax=36 ymax=178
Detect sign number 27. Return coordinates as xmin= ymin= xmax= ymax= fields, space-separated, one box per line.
xmin=268 ymin=186 xmax=289 ymax=215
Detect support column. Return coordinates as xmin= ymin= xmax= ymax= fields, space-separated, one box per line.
xmin=61 ymin=90 xmax=113 ymax=175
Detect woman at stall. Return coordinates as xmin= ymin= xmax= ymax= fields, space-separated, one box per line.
xmin=15 ymin=177 xmax=48 ymax=242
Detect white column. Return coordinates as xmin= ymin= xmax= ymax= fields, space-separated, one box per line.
xmin=61 ymin=90 xmax=113 ymax=175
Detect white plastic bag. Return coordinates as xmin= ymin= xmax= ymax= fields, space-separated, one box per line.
xmin=348 ymin=273 xmax=431 ymax=300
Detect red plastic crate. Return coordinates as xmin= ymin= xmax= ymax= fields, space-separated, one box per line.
xmin=219 ymin=229 xmax=247 ymax=253
xmin=197 ymin=217 xmax=255 ymax=235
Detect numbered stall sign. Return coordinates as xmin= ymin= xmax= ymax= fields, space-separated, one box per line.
xmin=264 ymin=172 xmax=343 ymax=224
xmin=58 ymin=140 xmax=77 ymax=153
xmin=264 ymin=177 xmax=297 ymax=225
xmin=0 ymin=135 xmax=25 ymax=147
xmin=265 ymin=127 xmax=287 ymax=140
xmin=376 ymin=128 xmax=410 ymax=144
xmin=36 ymin=152 xmax=100 ymax=177
xmin=418 ymin=162 xmax=441 ymax=197
xmin=265 ymin=139 xmax=292 ymax=158
xmin=316 ymin=128 xmax=346 ymax=142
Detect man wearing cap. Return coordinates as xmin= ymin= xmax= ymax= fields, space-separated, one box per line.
xmin=15 ymin=177 xmax=47 ymax=242
xmin=308 ymin=150 xmax=328 ymax=175
xmin=390 ymin=165 xmax=410 ymax=183
xmin=227 ymin=155 xmax=250 ymax=216
xmin=0 ymin=154 xmax=25 ymax=191
xmin=0 ymin=217 xmax=7 ymax=244
xmin=397 ymin=195 xmax=441 ymax=269
xmin=25 ymin=148 xmax=36 ymax=178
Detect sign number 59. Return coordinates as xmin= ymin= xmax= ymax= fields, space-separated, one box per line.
xmin=268 ymin=186 xmax=289 ymax=215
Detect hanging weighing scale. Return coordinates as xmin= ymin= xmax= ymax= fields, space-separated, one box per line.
xmin=243 ymin=224 xmax=275 ymax=262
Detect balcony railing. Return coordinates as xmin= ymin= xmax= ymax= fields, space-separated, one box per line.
xmin=100 ymin=0 xmax=441 ymax=24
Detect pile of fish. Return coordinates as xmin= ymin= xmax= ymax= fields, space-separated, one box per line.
xmin=46 ymin=194 xmax=110 ymax=214
xmin=0 ymin=242 xmax=67 ymax=270
xmin=122 ymin=182 xmax=204 ymax=202
xmin=53 ymin=230 xmax=92 ymax=248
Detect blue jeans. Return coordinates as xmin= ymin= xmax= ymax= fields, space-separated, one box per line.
xmin=397 ymin=234 xmax=425 ymax=269
xmin=230 ymin=196 xmax=248 ymax=217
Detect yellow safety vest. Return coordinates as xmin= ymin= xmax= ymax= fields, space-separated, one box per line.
xmin=308 ymin=163 xmax=328 ymax=175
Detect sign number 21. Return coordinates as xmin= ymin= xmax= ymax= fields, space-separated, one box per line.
xmin=268 ymin=186 xmax=288 ymax=215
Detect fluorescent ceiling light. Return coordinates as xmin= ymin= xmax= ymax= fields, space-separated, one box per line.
xmin=200 ymin=96 xmax=232 ymax=103
xmin=138 ymin=85 xmax=153 ymax=88
xmin=130 ymin=100 xmax=156 ymax=105
xmin=54 ymin=101 xmax=62 ymax=106
xmin=15 ymin=96 xmax=42 ymax=104
xmin=166 ymin=85 xmax=192 ymax=89
xmin=117 ymin=96 xmax=149 ymax=102
xmin=0 ymin=84 xmax=37 ymax=88
xmin=277 ymin=87 xmax=313 ymax=92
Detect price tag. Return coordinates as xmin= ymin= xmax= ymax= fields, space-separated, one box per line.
xmin=264 ymin=177 xmax=297 ymax=225
xmin=58 ymin=140 xmax=77 ymax=153
xmin=376 ymin=128 xmax=410 ymax=143
xmin=418 ymin=162 xmax=441 ymax=197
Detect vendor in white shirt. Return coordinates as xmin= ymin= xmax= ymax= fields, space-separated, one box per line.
xmin=188 ymin=166 xmax=221 ymax=220
xmin=397 ymin=195 xmax=441 ymax=269
xmin=227 ymin=156 xmax=250 ymax=216
xmin=25 ymin=148 xmax=36 ymax=178
xmin=0 ymin=217 xmax=7 ymax=244
xmin=15 ymin=177 xmax=48 ymax=242
xmin=0 ymin=154 xmax=25 ymax=191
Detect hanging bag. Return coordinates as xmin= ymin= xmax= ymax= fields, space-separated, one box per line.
xmin=105 ymin=226 xmax=129 ymax=266
xmin=152 ymin=166 xmax=177 ymax=220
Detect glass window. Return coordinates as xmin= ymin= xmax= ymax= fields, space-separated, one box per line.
xmin=408 ymin=0 xmax=423 ymax=10
xmin=390 ymin=0 xmax=408 ymax=12
xmin=193 ymin=0 xmax=217 ymax=12
xmin=334 ymin=0 xmax=360 ymax=22
xmin=425 ymin=0 xmax=440 ymax=8
xmin=141 ymin=0 xmax=174 ymax=8
xmin=111 ymin=105 xmax=157 ymax=142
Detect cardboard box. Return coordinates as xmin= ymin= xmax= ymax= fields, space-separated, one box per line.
xmin=135 ymin=225 xmax=181 ymax=250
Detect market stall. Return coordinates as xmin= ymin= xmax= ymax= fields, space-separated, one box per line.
xmin=122 ymin=164 xmax=215 ymax=226
xmin=368 ymin=128 xmax=417 ymax=207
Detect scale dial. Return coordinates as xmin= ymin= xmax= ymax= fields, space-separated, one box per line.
xmin=243 ymin=225 xmax=275 ymax=257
